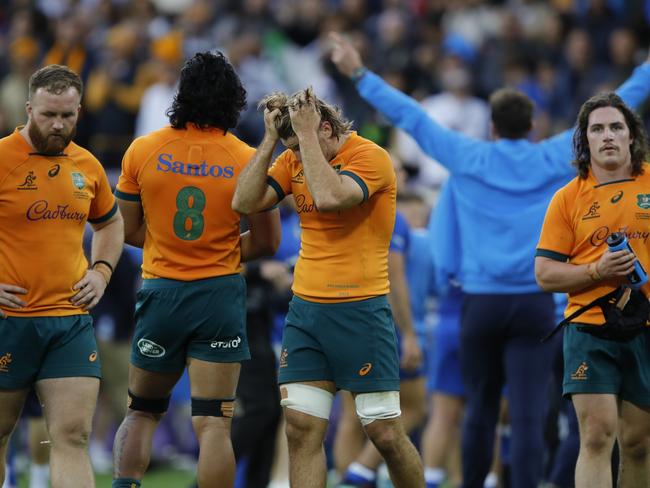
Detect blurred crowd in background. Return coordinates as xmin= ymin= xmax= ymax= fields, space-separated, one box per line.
xmin=1 ymin=0 xmax=650 ymax=184
xmin=2 ymin=0 xmax=650 ymax=487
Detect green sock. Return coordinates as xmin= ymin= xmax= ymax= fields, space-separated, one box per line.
xmin=112 ymin=478 xmax=141 ymax=488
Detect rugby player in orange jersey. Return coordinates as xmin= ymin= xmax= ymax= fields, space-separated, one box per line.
xmin=112 ymin=52 xmax=280 ymax=488
xmin=0 ymin=64 xmax=124 ymax=488
xmin=536 ymin=93 xmax=650 ymax=488
xmin=233 ymin=87 xmax=424 ymax=488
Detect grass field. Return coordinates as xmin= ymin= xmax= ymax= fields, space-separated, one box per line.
xmin=14 ymin=468 xmax=196 ymax=487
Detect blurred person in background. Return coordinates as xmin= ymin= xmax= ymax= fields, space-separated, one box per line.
xmin=0 ymin=37 xmax=40 ymax=136
xmin=43 ymin=11 xmax=95 ymax=83
xmin=0 ymin=64 xmax=124 ymax=488
xmin=85 ymin=21 xmax=155 ymax=173
xmin=330 ymin=32 xmax=650 ymax=488
xmin=134 ymin=31 xmax=184 ymax=137
xmin=88 ymin=244 xmax=141 ymax=474
xmin=231 ymin=257 xmax=283 ymax=488
xmin=112 ymin=51 xmax=280 ymax=488
xmin=391 ymin=36 xmax=489 ymax=191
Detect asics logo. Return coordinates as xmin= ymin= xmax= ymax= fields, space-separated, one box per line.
xmin=358 ymin=363 xmax=373 ymax=376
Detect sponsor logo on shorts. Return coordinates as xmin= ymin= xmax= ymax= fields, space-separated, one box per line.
xmin=210 ymin=336 xmax=242 ymax=349
xmin=137 ymin=338 xmax=166 ymax=358
xmin=0 ymin=353 xmax=12 ymax=373
xmin=88 ymin=351 xmax=98 ymax=362
xmin=571 ymin=361 xmax=588 ymax=381
xmin=279 ymin=348 xmax=288 ymax=368
xmin=358 ymin=362 xmax=373 ymax=376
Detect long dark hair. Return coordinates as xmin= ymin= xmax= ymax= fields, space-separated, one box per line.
xmin=572 ymin=92 xmax=648 ymax=179
xmin=167 ymin=51 xmax=246 ymax=131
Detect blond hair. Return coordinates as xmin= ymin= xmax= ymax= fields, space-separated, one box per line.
xmin=259 ymin=87 xmax=353 ymax=140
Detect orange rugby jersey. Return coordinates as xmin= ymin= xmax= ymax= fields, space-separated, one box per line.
xmin=116 ymin=125 xmax=255 ymax=280
xmin=537 ymin=165 xmax=650 ymax=325
xmin=0 ymin=129 xmax=117 ymax=316
xmin=268 ymin=132 xmax=396 ymax=302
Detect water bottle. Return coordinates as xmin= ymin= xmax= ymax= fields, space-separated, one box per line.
xmin=606 ymin=232 xmax=648 ymax=289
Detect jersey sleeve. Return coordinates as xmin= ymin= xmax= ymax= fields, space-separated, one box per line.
xmin=89 ymin=163 xmax=118 ymax=224
xmin=267 ymin=151 xmax=293 ymax=200
xmin=536 ymin=188 xmax=573 ymax=262
xmin=339 ymin=145 xmax=394 ymax=201
xmin=115 ymin=142 xmax=141 ymax=201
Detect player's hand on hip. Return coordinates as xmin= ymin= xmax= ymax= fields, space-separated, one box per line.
xmin=71 ymin=270 xmax=107 ymax=310
xmin=0 ymin=283 xmax=28 ymax=318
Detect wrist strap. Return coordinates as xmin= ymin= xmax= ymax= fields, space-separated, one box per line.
xmin=92 ymin=260 xmax=114 ymax=274
xmin=91 ymin=260 xmax=114 ymax=284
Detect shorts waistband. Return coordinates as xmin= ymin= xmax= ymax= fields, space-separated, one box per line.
xmin=292 ymin=294 xmax=387 ymax=309
xmin=141 ymin=273 xmax=241 ymax=290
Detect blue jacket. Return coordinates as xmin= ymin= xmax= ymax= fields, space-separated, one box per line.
xmin=357 ymin=64 xmax=650 ymax=293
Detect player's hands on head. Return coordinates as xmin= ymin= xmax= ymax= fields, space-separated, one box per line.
xmin=328 ymin=32 xmax=364 ymax=78
xmin=288 ymin=88 xmax=321 ymax=136
xmin=0 ymin=283 xmax=28 ymax=318
xmin=71 ymin=270 xmax=108 ymax=310
xmin=263 ymin=107 xmax=281 ymax=140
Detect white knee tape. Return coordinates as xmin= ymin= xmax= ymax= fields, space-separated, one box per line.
xmin=280 ymin=384 xmax=334 ymax=420
xmin=355 ymin=391 xmax=401 ymax=426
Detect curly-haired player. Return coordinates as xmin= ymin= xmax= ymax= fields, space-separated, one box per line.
xmin=112 ymin=51 xmax=280 ymax=488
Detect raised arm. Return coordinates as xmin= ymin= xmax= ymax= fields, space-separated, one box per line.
xmin=615 ymin=49 xmax=650 ymax=110
xmin=541 ymin=47 xmax=650 ymax=168
xmin=232 ymin=108 xmax=282 ymax=214
xmin=329 ymin=32 xmax=480 ymax=173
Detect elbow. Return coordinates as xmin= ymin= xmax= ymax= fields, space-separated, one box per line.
xmin=232 ymin=200 xmax=254 ymax=215
xmin=231 ymin=195 xmax=247 ymax=214
xmin=535 ymin=267 xmax=557 ymax=292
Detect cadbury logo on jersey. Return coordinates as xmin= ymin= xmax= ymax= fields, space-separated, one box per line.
xmin=26 ymin=200 xmax=87 ymax=224
xmin=157 ymin=153 xmax=234 ymax=179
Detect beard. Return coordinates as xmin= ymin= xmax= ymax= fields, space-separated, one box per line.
xmin=28 ymin=122 xmax=75 ymax=155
